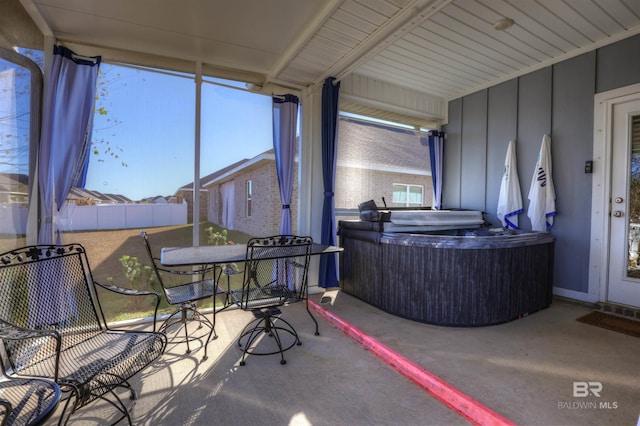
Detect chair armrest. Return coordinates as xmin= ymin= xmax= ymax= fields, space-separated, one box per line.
xmin=0 ymin=319 xmax=61 ymax=344
xmin=94 ymin=281 xmax=162 ymax=332
xmin=0 ymin=319 xmax=62 ymax=381
xmin=95 ymin=281 xmax=161 ymax=299
xmin=0 ymin=396 xmax=11 ymax=426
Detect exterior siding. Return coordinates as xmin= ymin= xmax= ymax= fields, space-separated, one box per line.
xmin=206 ymin=161 xmax=299 ymax=237
xmin=176 ymin=189 xmax=206 ymax=224
xmin=336 ymin=166 xmax=432 ymax=209
xmin=444 ymin=34 xmax=640 ymax=294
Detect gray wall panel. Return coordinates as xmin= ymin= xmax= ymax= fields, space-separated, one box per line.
xmin=443 ymin=98 xmax=461 ymax=209
xmin=446 ymin=34 xmax=640 ymax=295
xmin=552 ymin=52 xmax=596 ymax=292
xmin=517 ymin=67 xmax=552 ymax=230
xmin=460 ymin=90 xmax=488 ymax=212
xmin=486 ymin=80 xmax=518 ymax=227
xmin=596 ymin=34 xmax=640 ymax=94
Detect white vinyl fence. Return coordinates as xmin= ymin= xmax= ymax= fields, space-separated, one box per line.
xmin=0 ymin=204 xmax=28 ymax=234
xmin=0 ymin=202 xmax=187 ymax=234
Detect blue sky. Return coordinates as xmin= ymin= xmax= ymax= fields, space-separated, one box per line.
xmin=87 ymin=64 xmax=273 ymax=200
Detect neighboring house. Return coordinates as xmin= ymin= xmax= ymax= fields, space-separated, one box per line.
xmin=106 ymin=193 xmax=134 ymax=204
xmin=133 ymin=196 xmax=167 ymax=204
xmin=203 ymin=151 xmax=290 ymax=237
xmin=175 ymin=160 xmax=246 ymax=225
xmin=181 ymin=118 xmax=432 ymax=237
xmin=0 ymin=173 xmax=28 ymax=204
xmin=67 ymin=187 xmax=133 ymax=205
xmin=336 ymin=116 xmax=432 ymax=210
xmin=150 ymin=196 xmax=168 ymax=204
xmin=0 ymin=175 xmax=137 ymax=206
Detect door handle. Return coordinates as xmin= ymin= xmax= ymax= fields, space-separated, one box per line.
xmin=613 ymin=211 xmax=624 ymax=217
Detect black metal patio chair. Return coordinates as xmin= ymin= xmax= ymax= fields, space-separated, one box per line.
xmin=0 ymin=244 xmax=167 ymax=425
xmin=0 ymin=377 xmax=61 ymax=426
xmin=140 ymin=230 xmax=223 ymax=360
xmin=230 ymin=235 xmax=313 ymax=365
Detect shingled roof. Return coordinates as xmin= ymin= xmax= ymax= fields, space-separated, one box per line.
xmin=337 ymin=117 xmax=430 ymax=172
xmin=0 ymin=173 xmax=29 ymax=194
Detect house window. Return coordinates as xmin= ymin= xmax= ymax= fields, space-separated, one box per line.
xmin=246 ymin=180 xmax=252 ymax=217
xmin=392 ymin=184 xmax=423 ymax=207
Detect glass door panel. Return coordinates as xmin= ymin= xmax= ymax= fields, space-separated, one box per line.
xmin=627 ymin=115 xmax=640 ymax=279
xmin=609 ymin=101 xmax=640 ymax=307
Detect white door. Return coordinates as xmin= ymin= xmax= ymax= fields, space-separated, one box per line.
xmin=608 ymin=98 xmax=640 ymax=307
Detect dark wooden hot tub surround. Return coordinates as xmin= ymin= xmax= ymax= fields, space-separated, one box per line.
xmin=338 ymin=221 xmax=555 ymax=326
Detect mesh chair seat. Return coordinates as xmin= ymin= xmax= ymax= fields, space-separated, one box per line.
xmin=18 ymin=331 xmax=165 ymax=398
xmin=232 ymin=286 xmax=295 ymax=311
xmin=0 ymin=377 xmax=60 ymax=426
xmin=163 ymin=279 xmax=217 ymax=306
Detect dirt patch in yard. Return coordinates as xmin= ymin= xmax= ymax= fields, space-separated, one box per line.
xmin=66 ymin=225 xmax=187 ymax=284
xmin=60 ymin=224 xmax=250 ymax=320
xmin=64 ymin=223 xmax=249 ymax=285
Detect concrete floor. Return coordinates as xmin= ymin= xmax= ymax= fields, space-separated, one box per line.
xmin=51 ymin=291 xmax=640 ymax=426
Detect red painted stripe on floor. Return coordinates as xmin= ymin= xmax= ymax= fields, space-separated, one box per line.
xmin=309 ymin=300 xmax=516 ymax=426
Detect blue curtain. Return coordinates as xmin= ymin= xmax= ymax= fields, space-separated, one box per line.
xmin=428 ymin=130 xmax=445 ymax=210
xmin=38 ymin=45 xmax=100 ymax=244
xmin=272 ymin=94 xmax=299 ymax=235
xmin=319 ymin=77 xmax=340 ymax=288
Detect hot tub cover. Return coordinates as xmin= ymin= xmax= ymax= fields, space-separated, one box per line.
xmin=383 ymin=209 xmax=484 ymax=232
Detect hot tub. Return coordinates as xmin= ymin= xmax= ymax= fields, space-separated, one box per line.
xmin=338 ymin=220 xmax=555 ymax=326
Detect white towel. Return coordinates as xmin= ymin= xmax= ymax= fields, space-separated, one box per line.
xmin=497 ymin=140 xmax=523 ymax=229
xmin=527 ymin=134 xmax=556 ymax=231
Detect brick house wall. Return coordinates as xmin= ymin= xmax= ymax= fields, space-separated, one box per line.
xmin=207 ymin=159 xmax=299 ymax=237
xmin=176 ymin=189 xmax=208 ymax=223
xmin=335 ymin=166 xmax=432 ymax=209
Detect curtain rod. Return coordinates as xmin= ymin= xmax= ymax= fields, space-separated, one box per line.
xmin=55 ymin=41 xmax=99 ymax=64
xmin=70 ymin=52 xmax=99 ymax=64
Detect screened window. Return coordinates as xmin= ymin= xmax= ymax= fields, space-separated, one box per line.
xmin=0 ymin=48 xmax=43 ymax=251
xmin=200 ymin=79 xmax=292 ymax=237
xmin=63 ymin=63 xmax=299 ymax=316
xmin=334 ymin=114 xmax=431 ymax=221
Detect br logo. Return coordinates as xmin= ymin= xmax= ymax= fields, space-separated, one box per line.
xmin=573 ymin=381 xmax=602 ymax=397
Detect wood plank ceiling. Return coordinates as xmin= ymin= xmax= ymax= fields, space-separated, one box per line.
xmin=19 ymin=0 xmax=640 ymax=124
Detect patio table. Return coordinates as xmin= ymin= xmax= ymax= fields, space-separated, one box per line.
xmin=160 ymin=241 xmax=343 ymax=335
xmin=161 ymin=241 xmax=342 ymax=306
xmin=160 ymin=242 xmax=342 ymax=267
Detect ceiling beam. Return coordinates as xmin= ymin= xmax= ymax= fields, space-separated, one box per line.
xmin=315 ymin=0 xmax=453 ymax=86
xmin=269 ymin=0 xmax=344 ymax=84
xmin=19 ymin=0 xmax=53 ymax=38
